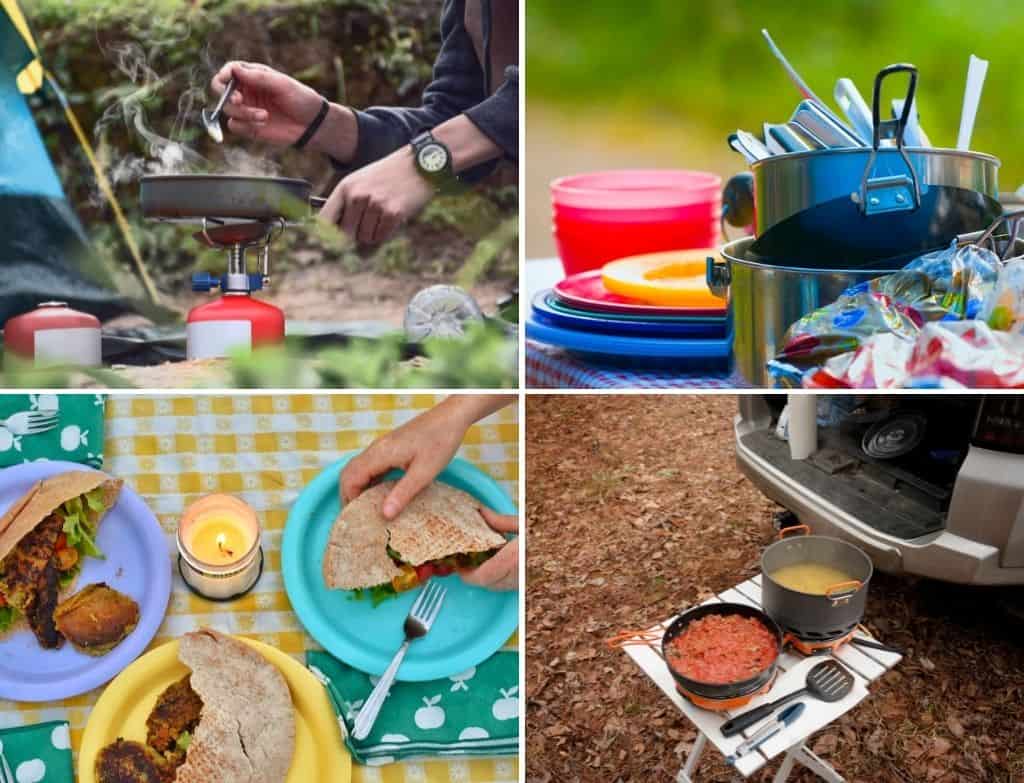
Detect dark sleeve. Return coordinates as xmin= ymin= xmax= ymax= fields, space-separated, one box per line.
xmin=336 ymin=0 xmax=484 ymax=172
xmin=464 ymin=64 xmax=518 ymax=163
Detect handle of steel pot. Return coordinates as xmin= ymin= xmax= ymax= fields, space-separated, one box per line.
xmin=777 ymin=523 xmax=811 ymax=540
xmin=858 ymin=64 xmax=921 ymax=216
xmin=720 ymin=686 xmax=807 ymax=737
xmin=706 ymin=254 xmax=731 ymax=297
xmin=310 ymin=196 xmax=328 ymax=209
xmin=824 ymin=580 xmax=862 ymax=605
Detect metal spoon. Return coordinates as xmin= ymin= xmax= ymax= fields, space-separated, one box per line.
xmin=201 ymin=76 xmax=237 ymax=144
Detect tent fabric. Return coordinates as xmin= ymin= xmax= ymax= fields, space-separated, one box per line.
xmin=0 ymin=1 xmax=130 ymax=326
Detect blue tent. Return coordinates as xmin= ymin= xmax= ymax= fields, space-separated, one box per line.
xmin=0 ymin=0 xmax=128 ymax=323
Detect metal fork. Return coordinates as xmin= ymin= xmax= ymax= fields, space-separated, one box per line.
xmin=0 ymin=739 xmax=13 ymax=783
xmin=1 ymin=410 xmax=59 ymax=436
xmin=351 ymin=580 xmax=447 ymax=740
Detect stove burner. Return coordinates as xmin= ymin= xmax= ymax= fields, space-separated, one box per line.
xmin=785 ymin=630 xmax=856 ymax=656
xmin=674 ymin=669 xmax=778 ymax=712
xmin=862 ymin=413 xmax=927 ymax=459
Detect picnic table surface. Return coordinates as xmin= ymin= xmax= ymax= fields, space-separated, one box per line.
xmin=622 ymin=574 xmax=901 ymax=780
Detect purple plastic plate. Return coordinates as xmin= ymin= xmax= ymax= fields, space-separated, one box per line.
xmin=0 ymin=461 xmax=171 ymax=702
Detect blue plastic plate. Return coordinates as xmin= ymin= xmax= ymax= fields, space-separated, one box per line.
xmin=526 ymin=312 xmax=733 ymax=366
xmin=282 ymin=453 xmax=518 ymax=681
xmin=532 ymin=290 xmax=728 ymax=336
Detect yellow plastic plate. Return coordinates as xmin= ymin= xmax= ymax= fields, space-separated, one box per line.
xmin=601 ymin=249 xmax=727 ymax=307
xmin=78 ymin=636 xmax=351 ymax=783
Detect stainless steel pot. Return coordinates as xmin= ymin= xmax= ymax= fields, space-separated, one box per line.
xmin=750 ymin=65 xmax=1001 ymax=265
xmin=761 ymin=525 xmax=873 ymax=643
xmin=707 ymin=236 xmax=899 ymax=386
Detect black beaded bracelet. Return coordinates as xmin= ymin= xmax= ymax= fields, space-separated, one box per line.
xmin=293 ymin=98 xmax=329 ymax=150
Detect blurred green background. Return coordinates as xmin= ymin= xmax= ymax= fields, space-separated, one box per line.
xmin=525 ymin=0 xmax=1024 ymax=257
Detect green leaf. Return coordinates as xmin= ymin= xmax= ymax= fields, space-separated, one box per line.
xmin=0 ymin=606 xmax=17 ymax=633
xmin=176 ymin=731 xmax=192 ymax=752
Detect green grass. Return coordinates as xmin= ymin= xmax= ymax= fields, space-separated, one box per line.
xmin=528 ymin=0 xmax=1024 ymax=187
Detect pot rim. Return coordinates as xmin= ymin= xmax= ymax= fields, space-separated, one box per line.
xmin=761 ymin=534 xmax=874 ymax=596
xmin=750 ymin=146 xmax=1001 ymax=169
xmin=720 ymin=236 xmax=920 ymax=276
xmin=661 ymin=602 xmax=782 ymax=699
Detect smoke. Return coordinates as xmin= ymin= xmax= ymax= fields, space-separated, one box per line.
xmin=93 ymin=32 xmax=281 ymax=189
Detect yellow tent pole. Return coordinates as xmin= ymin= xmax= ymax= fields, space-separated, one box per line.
xmin=45 ymin=71 xmax=161 ymax=305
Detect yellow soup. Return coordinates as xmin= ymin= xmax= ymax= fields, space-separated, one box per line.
xmin=770 ymin=563 xmax=854 ymax=595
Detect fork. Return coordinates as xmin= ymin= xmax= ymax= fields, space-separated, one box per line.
xmin=351 ymin=579 xmax=447 ymax=741
xmin=0 ymin=739 xmax=12 ymax=783
xmin=1 ymin=410 xmax=59 ymax=436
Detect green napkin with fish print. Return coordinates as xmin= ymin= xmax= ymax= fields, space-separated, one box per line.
xmin=307 ymin=650 xmax=519 ymax=765
xmin=0 ymin=721 xmax=74 ymax=783
xmin=0 ymin=394 xmax=105 ymax=469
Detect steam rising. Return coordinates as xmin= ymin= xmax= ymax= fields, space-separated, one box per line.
xmin=94 ymin=34 xmax=281 ymax=190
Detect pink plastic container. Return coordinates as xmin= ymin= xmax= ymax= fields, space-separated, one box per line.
xmin=551 ymin=169 xmax=722 ymax=277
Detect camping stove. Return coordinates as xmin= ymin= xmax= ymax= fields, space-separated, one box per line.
xmin=186 ymin=218 xmax=286 ymax=359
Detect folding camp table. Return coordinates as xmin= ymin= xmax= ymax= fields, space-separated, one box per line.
xmin=621 ymin=575 xmax=901 ymax=782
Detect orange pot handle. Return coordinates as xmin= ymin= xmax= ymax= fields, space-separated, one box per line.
xmin=778 ymin=524 xmax=811 ymax=540
xmin=606 ymin=629 xmax=662 ymax=650
xmin=824 ymin=580 xmax=862 ymax=600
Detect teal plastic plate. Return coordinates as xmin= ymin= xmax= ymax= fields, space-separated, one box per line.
xmin=282 ymin=453 xmax=518 ymax=681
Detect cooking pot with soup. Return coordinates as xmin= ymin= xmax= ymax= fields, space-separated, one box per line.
xmin=761 ymin=525 xmax=873 ymax=642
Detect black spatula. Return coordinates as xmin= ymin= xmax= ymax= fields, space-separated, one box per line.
xmin=720 ymin=659 xmax=853 ymax=737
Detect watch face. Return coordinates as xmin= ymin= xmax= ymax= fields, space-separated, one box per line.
xmin=418 ymin=143 xmax=448 ymax=173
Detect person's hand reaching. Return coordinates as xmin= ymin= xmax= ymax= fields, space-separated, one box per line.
xmin=459 ymin=509 xmax=518 ymax=591
xmin=340 ymin=402 xmax=466 ymax=519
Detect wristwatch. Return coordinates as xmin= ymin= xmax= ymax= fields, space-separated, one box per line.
xmin=410 ymin=131 xmax=463 ymax=194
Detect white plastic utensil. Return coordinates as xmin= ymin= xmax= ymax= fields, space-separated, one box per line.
xmin=893 ymin=98 xmax=931 ymax=147
xmin=956 ymin=54 xmax=989 ymax=151
xmin=761 ymin=29 xmax=826 ymax=108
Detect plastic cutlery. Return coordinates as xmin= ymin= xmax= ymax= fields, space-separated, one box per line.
xmin=957 ymin=54 xmax=988 ymax=151
xmin=834 ymin=78 xmax=874 ymax=144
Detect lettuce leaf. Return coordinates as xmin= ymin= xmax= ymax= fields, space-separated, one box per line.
xmin=176 ymin=731 xmax=192 ymax=752
xmin=0 ymin=605 xmax=17 ymax=633
xmin=59 ymin=490 xmax=105 ymax=560
xmin=58 ymin=562 xmax=81 ymax=589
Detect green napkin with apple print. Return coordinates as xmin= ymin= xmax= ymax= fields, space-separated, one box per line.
xmin=0 ymin=394 xmax=104 ymax=469
xmin=307 ymin=650 xmax=518 ymax=765
xmin=0 ymin=721 xmax=74 ymax=783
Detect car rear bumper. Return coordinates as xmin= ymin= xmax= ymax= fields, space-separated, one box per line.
xmin=735 ymin=414 xmax=1024 ymax=586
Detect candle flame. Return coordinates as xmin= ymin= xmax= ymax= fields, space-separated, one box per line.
xmin=217 ymin=533 xmax=235 ymax=557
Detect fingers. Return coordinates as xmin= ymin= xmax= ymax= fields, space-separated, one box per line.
xmin=479 ymin=508 xmax=519 ymax=534
xmin=382 ymin=459 xmax=439 ymax=519
xmin=358 ymin=203 xmax=382 ymax=245
xmin=459 ymin=542 xmax=518 ymax=591
xmin=373 ymin=206 xmax=403 ymax=243
xmin=221 ymin=102 xmax=269 ymax=123
xmin=339 ymin=452 xmax=379 ymax=504
xmin=225 ymin=117 xmax=266 ymax=140
xmin=340 ymin=190 xmax=367 ymax=239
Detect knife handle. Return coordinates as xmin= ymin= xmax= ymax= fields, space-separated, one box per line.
xmin=721 ymin=687 xmax=804 ymax=737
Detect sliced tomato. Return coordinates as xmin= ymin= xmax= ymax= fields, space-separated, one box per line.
xmin=56 ymin=532 xmax=67 ymax=550
xmin=433 ymin=563 xmax=455 ymax=577
xmin=414 ymin=563 xmax=435 ymax=582
xmin=0 ymin=594 xmax=6 ymax=607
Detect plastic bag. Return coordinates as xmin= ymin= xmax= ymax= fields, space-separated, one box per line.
xmin=980 ymin=257 xmax=1024 ymax=334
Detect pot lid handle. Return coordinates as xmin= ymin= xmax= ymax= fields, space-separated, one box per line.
xmin=778 ymin=523 xmax=811 ymax=540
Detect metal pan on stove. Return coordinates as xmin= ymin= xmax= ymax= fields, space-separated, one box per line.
xmin=140 ymin=174 xmax=327 ymax=221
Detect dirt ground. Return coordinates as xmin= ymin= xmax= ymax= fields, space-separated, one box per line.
xmin=525 ymin=394 xmax=1024 ymax=783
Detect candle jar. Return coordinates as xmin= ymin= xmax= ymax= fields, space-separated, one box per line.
xmin=177 ymin=494 xmax=263 ymax=601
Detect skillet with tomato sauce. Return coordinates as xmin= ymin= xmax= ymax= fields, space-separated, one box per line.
xmin=665 ymin=613 xmax=778 ymax=684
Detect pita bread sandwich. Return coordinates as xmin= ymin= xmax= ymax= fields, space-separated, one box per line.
xmin=322 ymin=480 xmax=506 ymax=602
xmin=96 ymin=628 xmax=296 ymax=783
xmin=0 ymin=470 xmax=121 ymax=647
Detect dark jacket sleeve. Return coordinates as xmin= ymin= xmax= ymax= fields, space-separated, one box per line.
xmin=337 ymin=0 xmax=484 ymax=172
xmin=465 ymin=64 xmax=518 ymax=163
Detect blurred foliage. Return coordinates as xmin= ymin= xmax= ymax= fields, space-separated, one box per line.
xmin=227 ymin=322 xmax=517 ymax=388
xmin=527 ymin=0 xmax=1024 ymax=187
xmin=21 ymin=0 xmax=517 ymax=307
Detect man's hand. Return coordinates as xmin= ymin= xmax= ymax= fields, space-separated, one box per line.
xmin=459 ymin=509 xmax=518 ymax=591
xmin=319 ymin=146 xmax=434 ymax=244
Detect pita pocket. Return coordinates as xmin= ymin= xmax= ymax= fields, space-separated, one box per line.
xmin=322 ymin=480 xmax=506 ymax=594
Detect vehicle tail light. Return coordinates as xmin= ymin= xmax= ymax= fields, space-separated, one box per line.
xmin=972 ymin=396 xmax=1024 ymax=455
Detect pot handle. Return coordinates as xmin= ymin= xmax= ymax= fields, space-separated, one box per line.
xmin=857 ymin=63 xmax=921 ymax=217
xmin=777 ymin=523 xmax=811 ymax=540
xmin=825 ymin=580 xmax=862 ymax=605
xmin=706 ymin=254 xmax=731 ymax=296
xmin=310 ymin=196 xmax=328 ymax=209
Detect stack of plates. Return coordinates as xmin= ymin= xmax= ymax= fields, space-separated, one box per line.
xmin=526 ymin=269 xmax=733 ymax=366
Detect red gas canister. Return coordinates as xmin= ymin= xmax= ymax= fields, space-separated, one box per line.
xmin=186 ymin=295 xmax=285 ymax=359
xmin=3 ymin=302 xmax=102 ymax=367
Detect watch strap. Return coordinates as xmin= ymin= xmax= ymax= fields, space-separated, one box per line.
xmin=411 ymin=131 xmax=465 ymax=194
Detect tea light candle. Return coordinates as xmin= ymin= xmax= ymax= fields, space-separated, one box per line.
xmin=177 ymin=494 xmax=263 ymax=601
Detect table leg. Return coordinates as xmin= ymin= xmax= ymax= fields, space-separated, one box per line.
xmin=676 ymin=731 xmax=708 ymax=783
xmin=772 ymin=747 xmax=798 ymax=783
xmin=792 ymin=745 xmax=845 ymax=783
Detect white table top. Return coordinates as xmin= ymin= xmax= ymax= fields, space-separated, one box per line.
xmin=622 ymin=574 xmax=901 ymax=778
xmin=523 ymin=257 xmax=564 ymax=303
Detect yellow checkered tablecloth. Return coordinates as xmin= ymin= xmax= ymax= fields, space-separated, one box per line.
xmin=0 ymin=394 xmax=519 ymax=782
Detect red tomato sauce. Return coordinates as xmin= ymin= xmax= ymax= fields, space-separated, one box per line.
xmin=666 ymin=614 xmax=777 ymax=684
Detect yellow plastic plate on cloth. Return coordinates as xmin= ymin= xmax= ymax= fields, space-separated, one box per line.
xmin=601 ymin=249 xmax=726 ymax=307
xmin=77 ymin=636 xmax=351 ymax=783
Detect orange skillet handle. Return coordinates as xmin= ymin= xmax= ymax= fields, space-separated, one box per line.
xmin=825 ymin=580 xmax=862 ymax=604
xmin=605 ymin=629 xmax=662 ymax=650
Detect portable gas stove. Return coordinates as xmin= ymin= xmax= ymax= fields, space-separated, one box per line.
xmin=184 ymin=218 xmax=286 ymax=359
